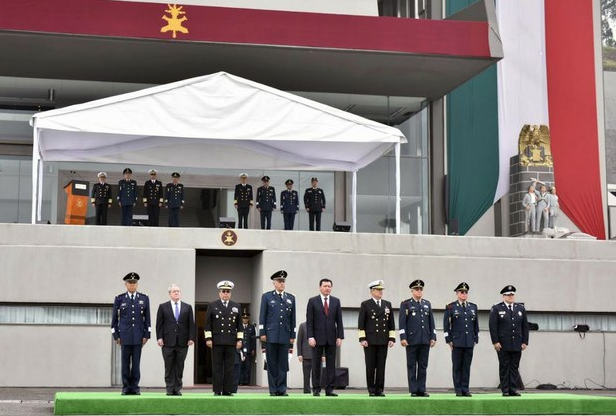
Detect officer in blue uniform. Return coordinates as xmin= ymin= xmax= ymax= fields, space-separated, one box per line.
xmin=91 ymin=172 xmax=112 ymax=225
xmin=111 ymin=272 xmax=151 ymax=395
xmin=489 ymin=285 xmax=529 ymax=397
xmin=143 ymin=169 xmax=164 ymax=226
xmin=256 ymin=176 xmax=276 ymax=230
xmin=280 ymin=179 xmax=299 ymax=230
xmin=443 ymin=282 xmax=479 ymax=397
xmin=165 ymin=172 xmax=184 ymax=227
xmin=117 ymin=168 xmax=138 ymax=226
xmin=259 ymin=270 xmax=296 ymax=396
xmin=398 ymin=279 xmax=436 ymax=397
xmin=239 ymin=312 xmax=256 ymax=385
xmin=304 ymin=177 xmax=326 ymax=231
xmin=234 ymin=173 xmax=253 ymax=229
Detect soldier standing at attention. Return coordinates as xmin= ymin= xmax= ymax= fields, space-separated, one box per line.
xmin=256 ymin=175 xmax=276 ymax=230
xmin=259 ymin=270 xmax=296 ymax=396
xmin=205 ymin=281 xmax=243 ymax=396
xmin=489 ymin=285 xmax=529 ymax=397
xmin=111 ymin=272 xmax=151 ymax=395
xmin=304 ymin=177 xmax=326 ymax=231
xmin=399 ymin=279 xmax=436 ymax=397
xmin=443 ymin=282 xmax=479 ymax=397
xmin=91 ymin=172 xmax=112 ymax=225
xmin=165 ymin=172 xmax=184 ymax=227
xmin=143 ymin=169 xmax=163 ymax=226
xmin=234 ymin=173 xmax=253 ymax=229
xmin=239 ymin=312 xmax=256 ymax=386
xmin=117 ymin=168 xmax=138 ymax=226
xmin=358 ymin=280 xmax=395 ymax=397
xmin=280 ymin=179 xmax=299 ymax=230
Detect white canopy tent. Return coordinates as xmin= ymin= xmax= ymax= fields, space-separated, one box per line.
xmin=30 ymin=71 xmax=406 ymax=231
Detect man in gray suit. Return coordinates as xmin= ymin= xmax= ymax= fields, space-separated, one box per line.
xmin=296 ymin=321 xmax=314 ymax=394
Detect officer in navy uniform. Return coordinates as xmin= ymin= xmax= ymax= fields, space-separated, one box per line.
xmin=256 ymin=176 xmax=276 ymax=230
xmin=280 ymin=179 xmax=299 ymax=230
xmin=205 ymin=280 xmax=243 ymax=396
xmin=443 ymin=282 xmax=479 ymax=397
xmin=304 ymin=177 xmax=326 ymax=231
xmin=234 ymin=173 xmax=253 ymax=229
xmin=91 ymin=172 xmax=112 ymax=225
xmin=358 ymin=280 xmax=396 ymax=397
xmin=117 ymin=168 xmax=138 ymax=226
xmin=398 ymin=279 xmax=436 ymax=397
xmin=489 ymin=285 xmax=529 ymax=397
xmin=239 ymin=312 xmax=256 ymax=385
xmin=165 ymin=172 xmax=184 ymax=227
xmin=259 ymin=270 xmax=296 ymax=396
xmin=111 ymin=272 xmax=151 ymax=395
xmin=143 ymin=169 xmax=164 ymax=226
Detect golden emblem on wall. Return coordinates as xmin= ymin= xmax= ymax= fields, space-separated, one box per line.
xmin=518 ymin=124 xmax=553 ymax=167
xmin=221 ymin=230 xmax=238 ymax=247
xmin=161 ymin=4 xmax=189 ymax=39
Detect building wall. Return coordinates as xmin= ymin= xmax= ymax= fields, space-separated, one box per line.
xmin=0 ymin=224 xmax=614 ymax=388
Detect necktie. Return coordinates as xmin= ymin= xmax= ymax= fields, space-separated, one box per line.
xmin=130 ymin=294 xmax=134 ymax=301
xmin=224 ymin=301 xmax=228 ymax=308
xmin=279 ymin=293 xmax=283 ymax=302
xmin=174 ymin=302 xmax=180 ymax=321
xmin=462 ymin=302 xmax=467 ymax=311
xmin=377 ymin=300 xmax=381 ymax=307
xmin=324 ymin=297 xmax=329 ymax=316
xmin=508 ymin=304 xmax=513 ymax=313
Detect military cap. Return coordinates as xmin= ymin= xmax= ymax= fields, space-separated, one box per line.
xmin=262 ymin=175 xmax=270 ymax=182
xmin=97 ymin=172 xmax=107 ymax=178
xmin=500 ymin=285 xmax=516 ymax=295
xmin=171 ymin=172 xmax=181 ymax=178
xmin=368 ymin=279 xmax=385 ymax=290
xmin=122 ymin=167 xmax=133 ymax=174
xmin=270 ymin=270 xmax=288 ymax=280
xmin=217 ymin=280 xmax=235 ymax=290
xmin=409 ymin=279 xmax=425 ymax=289
xmin=242 ymin=310 xmax=250 ymax=318
xmin=311 ymin=177 xmax=318 ymax=182
xmin=285 ymin=179 xmax=294 ymax=185
xmin=123 ymin=272 xmax=140 ymax=282
xmin=149 ymin=169 xmax=157 ymax=175
xmin=239 ymin=173 xmax=248 ymax=178
xmin=455 ymin=282 xmax=470 ymax=292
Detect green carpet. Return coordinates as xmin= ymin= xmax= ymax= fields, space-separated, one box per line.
xmin=54 ymin=392 xmax=616 ymax=415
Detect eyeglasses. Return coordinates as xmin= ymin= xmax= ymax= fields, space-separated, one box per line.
xmin=458 ymin=290 xmax=468 ymax=294
xmin=413 ymin=288 xmax=423 ymax=291
xmin=221 ymin=290 xmax=231 ymax=293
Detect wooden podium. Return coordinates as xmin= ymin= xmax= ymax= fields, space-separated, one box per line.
xmin=64 ymin=180 xmax=90 ymax=225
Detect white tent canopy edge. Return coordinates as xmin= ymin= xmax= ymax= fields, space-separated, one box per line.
xmin=30 ymin=71 xmax=406 ymax=232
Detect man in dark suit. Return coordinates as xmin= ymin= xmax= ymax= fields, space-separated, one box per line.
xmin=143 ymin=169 xmax=163 ymax=226
xmin=91 ymin=172 xmax=112 ymax=225
xmin=443 ymin=282 xmax=479 ymax=397
xmin=256 ymin=175 xmax=276 ymax=230
xmin=259 ymin=270 xmax=296 ymax=396
xmin=303 ymin=177 xmax=326 ymax=231
xmin=156 ymin=284 xmax=195 ymax=396
xmin=280 ymin=179 xmax=299 ymax=230
xmin=234 ymin=173 xmax=253 ymax=229
xmin=117 ymin=168 xmax=138 ymax=226
xmin=111 ymin=272 xmax=151 ymax=395
xmin=358 ymin=280 xmax=395 ymax=397
xmin=399 ymin=279 xmax=436 ymax=397
xmin=239 ymin=312 xmax=256 ymax=385
xmin=489 ymin=285 xmax=529 ymax=397
xmin=306 ymin=278 xmax=344 ymax=396
xmin=205 ymin=280 xmax=243 ymax=396
xmin=296 ymin=321 xmax=313 ymax=393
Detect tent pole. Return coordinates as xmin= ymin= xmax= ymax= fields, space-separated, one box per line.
xmin=352 ymin=170 xmax=357 ymax=233
xmin=395 ymin=142 xmax=401 ymax=234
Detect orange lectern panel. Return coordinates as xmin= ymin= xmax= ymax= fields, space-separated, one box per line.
xmin=64 ymin=180 xmax=90 ymax=225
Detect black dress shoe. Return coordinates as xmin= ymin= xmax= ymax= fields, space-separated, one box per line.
xmin=166 ymin=393 xmax=173 ymax=396
xmin=502 ymin=393 xmax=510 ymax=397
xmin=411 ymin=393 xmax=419 ymax=397
xmin=134 ymin=392 xmax=141 ymax=395
xmin=417 ymin=392 xmax=429 ymax=397
xmin=313 ymin=392 xmax=321 ymax=397
xmin=175 ymin=392 xmax=182 ymax=396
xmin=326 ymin=393 xmax=338 ymax=397
xmin=463 ymin=392 xmax=472 ymax=397
xmin=303 ymin=391 xmax=311 ymax=394
xmin=222 ymin=392 xmax=233 ymax=396
xmin=456 ymin=393 xmax=464 ymax=397
xmin=509 ymin=391 xmax=521 ymax=396
xmin=279 ymin=393 xmax=288 ymax=396
xmin=270 ymin=393 xmax=277 ymax=396
xmin=377 ymin=393 xmax=386 ymax=397
xmin=369 ymin=393 xmax=376 ymax=397
xmin=214 ymin=392 xmax=222 ymax=396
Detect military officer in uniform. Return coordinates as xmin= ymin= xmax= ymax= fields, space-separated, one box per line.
xmin=205 ymin=281 xmax=243 ymax=396
xmin=256 ymin=176 xmax=276 ymax=230
xmin=489 ymin=285 xmax=529 ymax=397
xmin=117 ymin=168 xmax=138 ymax=226
xmin=304 ymin=177 xmax=326 ymax=231
xmin=234 ymin=173 xmax=253 ymax=229
xmin=259 ymin=270 xmax=296 ymax=396
xmin=239 ymin=312 xmax=256 ymax=385
xmin=443 ymin=282 xmax=479 ymax=397
xmin=91 ymin=172 xmax=112 ymax=225
xmin=111 ymin=272 xmax=151 ymax=395
xmin=165 ymin=172 xmax=184 ymax=227
xmin=399 ymin=279 xmax=436 ymax=397
xmin=143 ymin=169 xmax=164 ymax=226
xmin=358 ymin=280 xmax=395 ymax=397
xmin=280 ymin=179 xmax=299 ymax=230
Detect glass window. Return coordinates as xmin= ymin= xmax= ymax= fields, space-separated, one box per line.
xmin=0 ymin=304 xmax=112 ymax=325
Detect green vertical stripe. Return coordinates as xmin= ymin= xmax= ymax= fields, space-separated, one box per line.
xmin=446 ymin=0 xmax=499 ymax=235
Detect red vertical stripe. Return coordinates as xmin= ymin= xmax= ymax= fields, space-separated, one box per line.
xmin=545 ymin=0 xmax=605 ymax=239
